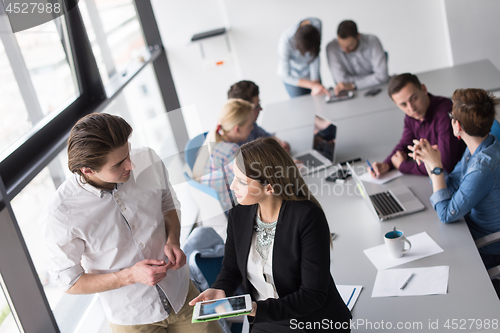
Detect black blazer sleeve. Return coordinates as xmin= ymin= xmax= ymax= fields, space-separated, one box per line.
xmin=253 ymin=204 xmax=333 ymax=323
xmin=211 ymin=207 xmax=244 ymax=296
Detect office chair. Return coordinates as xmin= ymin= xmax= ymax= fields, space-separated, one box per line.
xmin=475 ymin=231 xmax=500 ymax=279
xmin=474 ymin=231 xmax=500 ymax=297
xmin=182 ymin=226 xmax=225 ymax=291
xmin=490 ymin=119 xmax=500 ymax=140
xmin=184 ymin=132 xmax=208 ymax=170
xmin=183 ymin=172 xmax=228 ymax=241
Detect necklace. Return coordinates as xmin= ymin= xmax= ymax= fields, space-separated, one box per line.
xmin=254 ymin=209 xmax=278 ymax=261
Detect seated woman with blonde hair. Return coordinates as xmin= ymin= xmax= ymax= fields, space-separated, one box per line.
xmin=193 ymin=98 xmax=254 ymax=213
xmin=410 ymin=88 xmax=500 ymax=269
xmin=190 ymin=137 xmax=351 ymax=332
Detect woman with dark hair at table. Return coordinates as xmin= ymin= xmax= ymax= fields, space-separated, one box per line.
xmin=190 ymin=137 xmax=351 ymax=332
xmin=410 ymin=88 xmax=500 ymax=270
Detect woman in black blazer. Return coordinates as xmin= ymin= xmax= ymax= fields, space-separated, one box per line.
xmin=190 ymin=138 xmax=351 ymax=332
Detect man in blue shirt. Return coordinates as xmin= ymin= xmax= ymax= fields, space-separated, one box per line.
xmin=410 ymin=88 xmax=500 ymax=271
xmin=228 ymin=80 xmax=290 ymax=152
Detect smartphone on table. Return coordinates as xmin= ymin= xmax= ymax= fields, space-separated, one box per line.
xmin=325 ymin=169 xmax=351 ymax=183
xmin=364 ymin=88 xmax=382 ymax=97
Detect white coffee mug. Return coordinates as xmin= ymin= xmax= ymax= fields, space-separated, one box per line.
xmin=384 ymin=230 xmax=411 ymax=258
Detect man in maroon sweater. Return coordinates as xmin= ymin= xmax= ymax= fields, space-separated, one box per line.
xmin=368 ymin=73 xmax=465 ymax=177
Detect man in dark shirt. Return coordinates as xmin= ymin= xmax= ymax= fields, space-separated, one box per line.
xmin=368 ymin=73 xmax=465 ymax=177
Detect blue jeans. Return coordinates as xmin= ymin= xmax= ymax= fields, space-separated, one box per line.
xmin=284 ymin=82 xmax=311 ymax=98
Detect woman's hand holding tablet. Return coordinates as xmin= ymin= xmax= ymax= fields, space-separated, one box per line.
xmin=190 ymin=292 xmax=253 ymax=322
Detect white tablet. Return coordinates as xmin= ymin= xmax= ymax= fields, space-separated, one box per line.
xmin=192 ymin=294 xmax=252 ymax=321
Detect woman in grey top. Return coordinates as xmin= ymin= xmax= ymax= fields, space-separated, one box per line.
xmin=277 ymin=18 xmax=329 ymax=98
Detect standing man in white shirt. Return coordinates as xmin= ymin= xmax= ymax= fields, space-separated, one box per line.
xmin=326 ymin=20 xmax=389 ymax=95
xmin=42 ymin=113 xmax=221 ymax=333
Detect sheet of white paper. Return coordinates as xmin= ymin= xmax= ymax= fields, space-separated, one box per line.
xmin=371 ymin=266 xmax=449 ymax=297
xmin=364 ymin=232 xmax=444 ymax=270
xmin=337 ymin=285 xmax=363 ymax=310
xmin=359 ymin=169 xmax=403 ymax=184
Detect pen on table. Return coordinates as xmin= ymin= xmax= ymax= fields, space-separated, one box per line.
xmin=366 ymin=159 xmax=376 ymax=176
xmin=400 ymin=272 xmax=415 ymax=290
xmin=346 ymin=288 xmax=356 ymax=307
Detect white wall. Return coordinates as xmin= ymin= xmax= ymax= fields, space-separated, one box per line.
xmin=225 ymin=0 xmax=452 ymax=104
xmin=151 ymin=0 xmax=240 ymax=139
xmin=444 ymin=0 xmax=500 ymax=70
xmin=152 ymin=0 xmax=453 ymax=137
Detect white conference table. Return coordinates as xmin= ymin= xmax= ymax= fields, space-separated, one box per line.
xmin=277 ymin=121 xmax=500 ymax=332
xmin=259 ymin=61 xmax=500 ymax=332
xmin=260 ymin=59 xmax=500 ymax=133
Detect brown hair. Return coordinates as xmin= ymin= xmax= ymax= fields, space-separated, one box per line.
xmin=294 ymin=23 xmax=321 ymax=59
xmin=337 ymin=20 xmax=358 ymax=39
xmin=452 ymin=88 xmax=498 ymax=137
xmin=68 ymin=113 xmax=132 ymax=179
xmin=227 ymin=80 xmax=259 ymax=103
xmin=236 ymin=137 xmax=321 ymax=208
xmin=388 ymin=73 xmax=422 ymax=98
xmin=213 ymin=99 xmax=253 ymax=143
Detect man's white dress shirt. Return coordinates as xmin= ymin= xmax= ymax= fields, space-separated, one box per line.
xmin=42 ymin=148 xmax=189 ymax=325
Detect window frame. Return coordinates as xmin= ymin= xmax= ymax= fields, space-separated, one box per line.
xmin=0 ymin=1 xmax=187 ymax=332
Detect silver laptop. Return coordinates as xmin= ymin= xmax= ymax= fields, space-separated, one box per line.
xmin=346 ymin=162 xmax=425 ymax=221
xmin=294 ymin=114 xmax=337 ymax=175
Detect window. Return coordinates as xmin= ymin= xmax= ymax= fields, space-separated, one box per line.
xmin=79 ymin=0 xmax=149 ymax=86
xmin=0 ymin=40 xmax=30 ymax=155
xmin=0 ymin=15 xmax=78 ymax=157
xmin=15 ymin=17 xmax=78 ymax=115
xmin=0 ymin=1 xmax=185 ymax=332
xmin=10 ymin=152 xmax=66 ymax=309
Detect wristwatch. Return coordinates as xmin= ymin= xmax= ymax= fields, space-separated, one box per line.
xmin=431 ymin=167 xmax=444 ymax=175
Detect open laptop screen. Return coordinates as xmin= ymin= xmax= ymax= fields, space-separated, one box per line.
xmin=313 ymin=115 xmax=336 ymax=162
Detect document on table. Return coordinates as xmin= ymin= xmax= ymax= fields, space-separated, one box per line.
xmin=371 ymin=266 xmax=449 ymax=297
xmin=337 ymin=285 xmax=363 ymax=310
xmin=363 ymin=232 xmax=444 ymax=270
xmin=359 ymin=169 xmax=403 ymax=184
